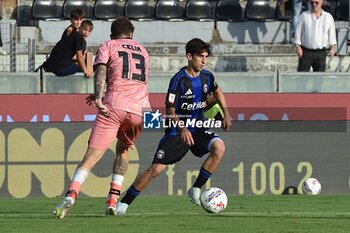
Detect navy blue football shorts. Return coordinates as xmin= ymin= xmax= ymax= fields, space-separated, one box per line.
xmin=152 ymin=129 xmax=223 ymax=165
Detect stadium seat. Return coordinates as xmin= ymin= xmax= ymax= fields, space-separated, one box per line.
xmin=62 ymin=0 xmax=89 ymax=19
xmin=94 ymin=0 xmax=122 ymax=20
xmin=335 ymin=0 xmax=349 ymax=21
xmin=32 ymin=0 xmax=61 ymax=20
xmin=322 ymin=0 xmax=334 ymax=17
xmin=245 ymin=0 xmax=275 ymax=21
xmin=155 ymin=0 xmax=184 ymax=20
xmin=185 ymin=0 xmax=213 ymax=21
xmin=124 ymin=0 xmax=155 ymax=21
xmin=275 ymin=0 xmax=292 ymax=21
xmin=215 ymin=0 xmax=243 ymax=21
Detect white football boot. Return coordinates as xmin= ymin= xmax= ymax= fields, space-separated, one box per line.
xmin=53 ymin=196 xmax=75 ymax=219
xmin=187 ymin=187 xmax=201 ymax=206
xmin=116 ymin=202 xmax=129 ymax=215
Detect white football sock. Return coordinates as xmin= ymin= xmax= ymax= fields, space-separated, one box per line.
xmin=72 ymin=167 xmax=89 ymax=184
xmin=111 ymin=174 xmax=124 ymax=186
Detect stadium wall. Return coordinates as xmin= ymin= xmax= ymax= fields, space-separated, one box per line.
xmin=0 ymin=94 xmax=349 ymax=197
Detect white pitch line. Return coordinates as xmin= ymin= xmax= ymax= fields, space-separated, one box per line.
xmin=1 ymin=212 xmax=350 ymax=218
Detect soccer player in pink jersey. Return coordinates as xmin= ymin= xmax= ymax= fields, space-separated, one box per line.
xmin=53 ymin=17 xmax=150 ymax=218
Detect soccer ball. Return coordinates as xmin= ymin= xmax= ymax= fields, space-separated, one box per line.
xmin=302 ymin=178 xmax=321 ymax=195
xmin=200 ymin=187 xmax=228 ymax=214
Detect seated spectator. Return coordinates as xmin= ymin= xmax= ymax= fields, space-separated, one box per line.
xmin=37 ymin=10 xmax=93 ymax=78
xmin=60 ymin=9 xmax=85 ymax=39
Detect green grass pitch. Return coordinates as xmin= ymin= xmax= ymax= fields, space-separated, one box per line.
xmin=0 ymin=195 xmax=350 ymax=233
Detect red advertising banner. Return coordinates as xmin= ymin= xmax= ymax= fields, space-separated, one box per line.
xmin=0 ymin=93 xmax=348 ymax=122
xmin=0 ymin=94 xmax=97 ymax=122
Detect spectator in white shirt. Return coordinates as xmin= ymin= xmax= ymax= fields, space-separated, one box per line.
xmin=293 ymin=0 xmax=336 ymax=71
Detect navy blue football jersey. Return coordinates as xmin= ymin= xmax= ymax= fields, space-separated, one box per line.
xmin=165 ymin=66 xmax=218 ymax=134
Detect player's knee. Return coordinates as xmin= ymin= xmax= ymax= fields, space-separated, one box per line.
xmin=148 ymin=163 xmax=166 ymax=178
xmin=210 ymin=140 xmax=225 ymax=158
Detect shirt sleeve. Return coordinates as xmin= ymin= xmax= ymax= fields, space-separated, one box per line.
xmin=73 ymin=31 xmax=84 ymax=52
xmin=328 ymin=14 xmax=337 ymax=46
xmin=209 ymin=72 xmax=218 ymax=93
xmin=94 ymin=41 xmax=109 ymax=66
xmin=165 ymin=76 xmax=181 ymax=107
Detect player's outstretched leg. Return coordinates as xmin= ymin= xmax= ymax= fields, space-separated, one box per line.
xmin=53 ymin=190 xmax=77 ymax=219
xmin=187 ymin=187 xmax=201 ymax=205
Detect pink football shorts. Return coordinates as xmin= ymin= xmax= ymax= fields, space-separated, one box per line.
xmin=88 ymin=109 xmax=143 ymax=151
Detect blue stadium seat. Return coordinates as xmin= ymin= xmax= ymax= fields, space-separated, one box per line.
xmin=155 ymin=0 xmax=184 ymax=20
xmin=94 ymin=0 xmax=122 ymax=20
xmin=32 ymin=0 xmax=61 ymax=20
xmin=215 ymin=0 xmax=243 ymax=21
xmin=124 ymin=0 xmax=155 ymax=21
xmin=63 ymin=0 xmax=89 ymax=19
xmin=275 ymin=0 xmax=292 ymax=21
xmin=245 ymin=0 xmax=275 ymax=21
xmin=335 ymin=0 xmax=349 ymax=21
xmin=185 ymin=0 xmax=213 ymax=21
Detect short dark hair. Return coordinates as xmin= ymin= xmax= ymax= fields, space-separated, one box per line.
xmin=111 ymin=17 xmax=135 ymax=38
xmin=80 ymin=20 xmax=94 ymax=31
xmin=185 ymin=38 xmax=211 ymax=56
xmin=70 ymin=9 xmax=85 ymax=20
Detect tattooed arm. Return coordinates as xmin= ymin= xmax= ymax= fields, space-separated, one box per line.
xmin=94 ymin=64 xmax=109 ymax=117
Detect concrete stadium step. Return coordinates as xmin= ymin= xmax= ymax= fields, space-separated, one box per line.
xmin=0 ymin=50 xmax=347 ymax=73
xmin=5 ymin=19 xmax=349 ymax=73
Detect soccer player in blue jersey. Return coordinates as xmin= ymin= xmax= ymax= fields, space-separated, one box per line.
xmin=115 ymin=38 xmax=232 ymax=214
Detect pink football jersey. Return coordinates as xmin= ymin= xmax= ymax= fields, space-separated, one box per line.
xmin=94 ymin=39 xmax=150 ymax=116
